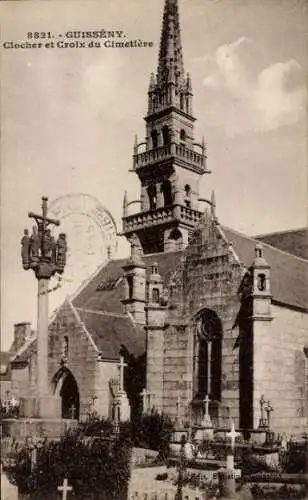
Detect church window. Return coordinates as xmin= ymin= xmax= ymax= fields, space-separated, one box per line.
xmin=257 ymin=273 xmax=266 ymax=291
xmin=127 ymin=276 xmax=133 ymax=299
xmin=162 ymin=126 xmax=171 ymax=145
xmin=185 ymin=200 xmax=191 ymax=208
xmin=161 ymin=180 xmax=173 ymax=206
xmin=184 ymin=184 xmax=191 ymax=197
xmin=180 ymin=129 xmax=186 ymax=144
xmin=151 ymin=129 xmax=159 ymax=149
xmin=152 ymin=288 xmax=160 ymax=303
xmin=147 ymin=185 xmax=157 ymax=210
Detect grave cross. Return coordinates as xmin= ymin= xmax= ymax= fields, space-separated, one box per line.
xmin=30 ymin=447 xmax=37 ymax=471
xmin=58 ymin=478 xmax=73 ymax=500
xmin=117 ymin=355 xmax=127 ymax=392
xmin=69 ymin=404 xmax=76 ymax=420
xmin=226 ymin=420 xmax=240 ymax=453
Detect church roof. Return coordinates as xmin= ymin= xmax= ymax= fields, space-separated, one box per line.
xmin=72 ymin=251 xmax=183 ymax=313
xmin=75 ymin=308 xmax=145 ymax=360
xmin=255 ymin=228 xmax=308 ymax=260
xmin=222 ymin=227 xmax=308 ymax=311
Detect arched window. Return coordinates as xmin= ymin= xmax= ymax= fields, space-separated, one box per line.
xmin=195 ymin=309 xmax=222 ymax=401
xmin=162 ymin=126 xmax=170 ymax=145
xmin=180 ymin=129 xmax=186 ymax=143
xmin=127 ymin=276 xmax=133 ymax=299
xmin=184 ymin=184 xmax=191 ymax=197
xmin=257 ymin=273 xmax=266 ymax=291
xmin=160 ymin=180 xmax=173 ymax=206
xmin=180 ymin=94 xmax=184 ymax=111
xmin=147 ymin=185 xmax=157 ymax=210
xmin=152 ymin=288 xmax=160 ymax=303
xmin=151 ymin=130 xmax=158 ymax=149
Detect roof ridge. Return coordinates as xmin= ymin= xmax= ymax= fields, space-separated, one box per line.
xmin=75 ymin=307 xmax=129 ymax=319
xmin=223 ymin=226 xmax=308 ymax=264
xmin=255 ymin=227 xmax=308 ymax=238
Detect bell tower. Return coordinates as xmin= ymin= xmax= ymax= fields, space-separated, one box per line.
xmin=122 ymin=0 xmax=210 ymax=254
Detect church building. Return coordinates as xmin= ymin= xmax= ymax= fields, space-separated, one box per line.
xmin=8 ymin=0 xmax=308 ymax=435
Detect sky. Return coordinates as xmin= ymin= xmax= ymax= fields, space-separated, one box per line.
xmin=1 ymin=0 xmax=307 ymax=350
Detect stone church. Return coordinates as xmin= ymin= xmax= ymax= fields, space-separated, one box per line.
xmin=8 ymin=0 xmax=308 ymax=435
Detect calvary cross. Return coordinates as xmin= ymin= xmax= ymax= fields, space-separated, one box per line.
xmin=58 ymin=478 xmax=73 ymax=500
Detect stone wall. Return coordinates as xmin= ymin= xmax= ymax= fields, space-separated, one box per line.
xmin=253 ymin=303 xmax=308 ymax=434
xmin=94 ymin=360 xmax=119 ymax=417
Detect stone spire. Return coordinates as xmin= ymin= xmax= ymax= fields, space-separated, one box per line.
xmin=157 ymin=0 xmax=185 ymax=88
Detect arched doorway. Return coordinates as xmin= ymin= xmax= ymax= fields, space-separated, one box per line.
xmin=52 ymin=368 xmax=80 ymax=420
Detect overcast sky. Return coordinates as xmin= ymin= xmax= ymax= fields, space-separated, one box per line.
xmin=1 ymin=0 xmax=307 ymax=349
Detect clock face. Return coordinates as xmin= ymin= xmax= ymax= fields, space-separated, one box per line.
xmin=48 ymin=193 xmax=118 ymax=311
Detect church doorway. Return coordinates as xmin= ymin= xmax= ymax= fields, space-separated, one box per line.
xmin=52 ymin=368 xmax=80 ymax=420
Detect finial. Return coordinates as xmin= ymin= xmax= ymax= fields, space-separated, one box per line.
xmin=134 ymin=134 xmax=138 ymax=153
xmin=211 ymin=190 xmax=217 ymax=219
xmin=186 ymin=72 xmax=192 ymax=92
xmin=149 ymin=72 xmax=156 ymax=91
xmin=123 ymin=191 xmax=128 ymax=217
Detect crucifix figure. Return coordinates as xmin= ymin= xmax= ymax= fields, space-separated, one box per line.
xmin=21 ymin=197 xmax=67 ymax=417
xmin=58 ymin=478 xmax=73 ymax=500
xmin=117 ymin=355 xmax=127 ymax=392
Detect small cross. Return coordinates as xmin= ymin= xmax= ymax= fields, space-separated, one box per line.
xmin=69 ymin=404 xmax=76 ymax=419
xmin=141 ymin=388 xmax=148 ymax=413
xmin=226 ymin=420 xmax=240 ymax=452
xmin=58 ymin=478 xmax=73 ymax=500
xmin=31 ymin=447 xmax=37 ymax=471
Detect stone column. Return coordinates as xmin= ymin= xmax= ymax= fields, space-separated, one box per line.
xmin=37 ymin=279 xmax=49 ymax=399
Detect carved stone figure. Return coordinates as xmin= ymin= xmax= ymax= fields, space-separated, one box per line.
xmin=56 ymin=233 xmax=67 ymax=269
xmin=30 ymin=226 xmax=40 ymax=261
xmin=43 ymin=229 xmax=54 ymax=259
xmin=21 ymin=229 xmax=30 ymax=269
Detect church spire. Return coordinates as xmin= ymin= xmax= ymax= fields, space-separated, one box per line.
xmin=148 ymin=0 xmax=191 ymax=114
xmin=157 ymin=0 xmax=185 ymax=87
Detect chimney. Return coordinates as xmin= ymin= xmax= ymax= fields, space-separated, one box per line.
xmin=10 ymin=322 xmax=32 ymax=354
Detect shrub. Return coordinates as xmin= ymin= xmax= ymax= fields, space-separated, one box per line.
xmin=5 ymin=426 xmax=132 ymax=499
xmin=282 ymin=441 xmax=308 ymax=473
xmin=132 ymin=409 xmax=174 ymax=460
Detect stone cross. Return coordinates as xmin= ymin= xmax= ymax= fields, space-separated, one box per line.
xmin=58 ymin=478 xmax=73 ymax=500
xmin=226 ymin=420 xmax=240 ymax=454
xmin=117 ymin=356 xmax=127 ymax=392
xmin=69 ymin=404 xmax=76 ymax=419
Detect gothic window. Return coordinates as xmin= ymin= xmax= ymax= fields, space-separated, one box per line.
xmin=62 ymin=335 xmax=69 ymax=359
xmin=161 ymin=180 xmax=173 ymax=206
xmin=127 ymin=276 xmax=133 ymax=299
xmin=195 ymin=309 xmax=222 ymax=401
xmin=162 ymin=126 xmax=171 ymax=145
xmin=147 ymin=185 xmax=157 ymax=210
xmin=180 ymin=129 xmax=186 ymax=144
xmin=152 ymin=288 xmax=160 ymax=303
xmin=151 ymin=130 xmax=159 ymax=149
xmin=257 ymin=273 xmax=266 ymax=291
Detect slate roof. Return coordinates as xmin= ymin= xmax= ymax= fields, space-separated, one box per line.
xmin=72 ymin=251 xmax=183 ymax=313
xmin=256 ymin=228 xmax=308 ymax=260
xmin=222 ymin=227 xmax=308 ymax=311
xmin=76 ymin=308 xmax=145 ymax=359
